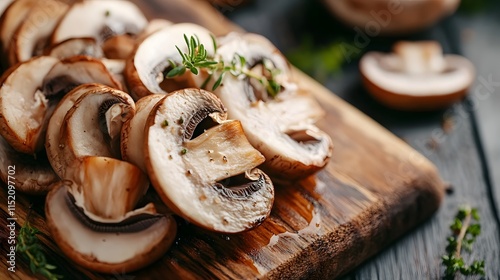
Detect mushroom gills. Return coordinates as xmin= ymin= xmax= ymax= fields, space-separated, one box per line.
xmin=214 ymin=171 xmax=266 ymax=199
xmin=65 ymin=192 xmax=163 ymax=233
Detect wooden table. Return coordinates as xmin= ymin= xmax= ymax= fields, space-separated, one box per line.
xmin=224 ymin=0 xmax=500 ymax=278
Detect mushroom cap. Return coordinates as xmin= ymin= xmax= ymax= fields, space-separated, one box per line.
xmin=46 ymin=84 xmax=135 ymax=179
xmin=360 ymin=41 xmax=476 ymax=111
xmin=125 ymin=23 xmax=215 ymax=99
xmin=0 ymin=135 xmax=58 ymax=194
xmin=323 ymin=0 xmax=460 ymax=35
xmin=145 ymin=88 xmax=274 ymax=233
xmin=8 ymin=0 xmax=69 ymax=66
xmin=45 ymin=180 xmax=177 ymax=274
xmin=51 ymin=0 xmax=148 ymax=45
xmin=213 ymin=33 xmax=333 ymax=180
xmin=121 ymin=94 xmax=164 ymax=172
xmin=0 ymin=56 xmax=60 ymax=154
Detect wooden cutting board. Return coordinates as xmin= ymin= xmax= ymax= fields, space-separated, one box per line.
xmin=0 ymin=0 xmax=445 ymax=279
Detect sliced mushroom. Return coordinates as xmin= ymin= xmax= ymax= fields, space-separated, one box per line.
xmin=8 ymin=0 xmax=69 ymax=66
xmin=0 ymin=0 xmax=14 ymax=16
xmin=51 ymin=0 xmax=147 ymax=45
xmin=0 ymin=56 xmax=123 ymax=155
xmin=121 ymin=94 xmax=164 ymax=172
xmin=0 ymin=0 xmax=36 ymax=68
xmin=46 ymin=176 xmax=176 ymax=273
xmin=125 ymin=23 xmax=215 ymax=100
xmin=360 ymin=41 xmax=476 ymax=111
xmin=323 ymin=0 xmax=460 ymax=35
xmin=145 ymin=88 xmax=274 ymax=233
xmin=47 ymin=37 xmax=104 ymax=60
xmin=46 ymin=84 xmax=135 ymax=180
xmin=0 ymin=135 xmax=58 ymax=194
xmin=212 ymin=33 xmax=333 ymax=180
xmin=0 ymin=56 xmax=60 ymax=154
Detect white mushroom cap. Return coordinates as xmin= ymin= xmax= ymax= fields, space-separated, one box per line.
xmin=46 ymin=180 xmax=177 ymax=274
xmin=8 ymin=0 xmax=69 ymax=66
xmin=212 ymin=33 xmax=333 ymax=180
xmin=125 ymin=23 xmax=215 ymax=99
xmin=324 ymin=0 xmax=460 ymax=35
xmin=360 ymin=41 xmax=476 ymax=110
xmin=51 ymin=0 xmax=148 ymax=45
xmin=46 ymin=84 xmax=135 ymax=179
xmin=145 ymin=88 xmax=274 ymax=233
xmin=0 ymin=0 xmax=14 ymax=15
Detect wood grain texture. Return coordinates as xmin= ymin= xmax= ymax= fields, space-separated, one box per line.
xmin=1 ymin=0 xmax=446 ymax=279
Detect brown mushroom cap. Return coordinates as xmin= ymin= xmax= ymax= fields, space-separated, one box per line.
xmin=45 ymin=180 xmax=176 ymax=274
xmin=360 ymin=41 xmax=476 ymax=111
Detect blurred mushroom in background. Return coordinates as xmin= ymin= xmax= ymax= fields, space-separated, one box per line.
xmin=322 ymin=0 xmax=460 ymax=35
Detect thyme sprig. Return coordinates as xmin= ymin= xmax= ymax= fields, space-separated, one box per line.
xmin=442 ymin=206 xmax=485 ymax=279
xmin=17 ymin=208 xmax=62 ymax=280
xmin=167 ymin=34 xmax=282 ymax=98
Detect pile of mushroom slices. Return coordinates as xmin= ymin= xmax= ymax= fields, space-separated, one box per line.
xmin=126 ymin=24 xmax=334 ymax=181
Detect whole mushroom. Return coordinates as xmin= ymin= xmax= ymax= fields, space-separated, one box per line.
xmin=360 ymin=41 xmax=475 ymax=111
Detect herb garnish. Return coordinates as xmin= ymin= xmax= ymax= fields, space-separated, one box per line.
xmin=17 ymin=220 xmax=62 ymax=280
xmin=442 ymin=206 xmax=485 ymax=279
xmin=167 ymin=35 xmax=282 ymax=98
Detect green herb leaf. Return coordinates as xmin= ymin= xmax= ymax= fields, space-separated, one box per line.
xmin=167 ymin=66 xmax=186 ymax=78
xmin=442 ymin=206 xmax=485 ymax=278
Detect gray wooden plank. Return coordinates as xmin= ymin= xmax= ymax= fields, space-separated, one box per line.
xmin=456 ymin=7 xmax=500 ymax=228
xmin=228 ymin=0 xmax=500 ymax=279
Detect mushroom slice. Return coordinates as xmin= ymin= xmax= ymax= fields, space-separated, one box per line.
xmin=8 ymin=0 xmax=69 ymax=66
xmin=0 ymin=55 xmax=123 ymax=155
xmin=46 ymin=84 xmax=135 ymax=179
xmin=47 ymin=37 xmax=104 ymax=60
xmin=125 ymin=23 xmax=215 ymax=100
xmin=145 ymin=88 xmax=274 ymax=233
xmin=360 ymin=41 xmax=476 ymax=111
xmin=0 ymin=0 xmax=36 ymax=63
xmin=0 ymin=135 xmax=58 ymax=194
xmin=213 ymin=33 xmax=333 ymax=180
xmin=51 ymin=0 xmax=147 ymax=45
xmin=46 ymin=179 xmax=176 ymax=273
xmin=0 ymin=56 xmax=60 ymax=154
xmin=121 ymin=94 xmax=164 ymax=172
